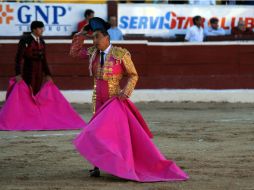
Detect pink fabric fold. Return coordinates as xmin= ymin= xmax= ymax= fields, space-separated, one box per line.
xmin=74 ymin=97 xmax=188 ymax=182
xmin=0 ymin=78 xmax=86 ymax=131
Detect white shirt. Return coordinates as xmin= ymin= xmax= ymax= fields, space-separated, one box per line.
xmin=31 ymin=33 xmax=40 ymax=44
xmin=100 ymin=44 xmax=112 ymax=62
xmin=204 ymin=27 xmax=226 ymax=36
xmin=108 ymin=28 xmax=123 ymax=41
xmin=185 ymin=25 xmax=204 ymax=42
xmin=189 ymin=0 xmax=216 ymax=5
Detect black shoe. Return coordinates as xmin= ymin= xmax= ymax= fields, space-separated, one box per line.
xmin=89 ymin=168 xmax=100 ymax=177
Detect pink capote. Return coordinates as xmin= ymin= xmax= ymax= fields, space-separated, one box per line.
xmin=74 ymin=97 xmax=188 ymax=182
xmin=0 ymin=78 xmax=86 ymax=131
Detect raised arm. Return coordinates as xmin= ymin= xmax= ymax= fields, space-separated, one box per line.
xmin=121 ymin=52 xmax=138 ymax=97
xmin=70 ymin=34 xmax=88 ymax=59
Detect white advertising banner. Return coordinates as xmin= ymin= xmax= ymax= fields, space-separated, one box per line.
xmin=0 ymin=2 xmax=107 ymax=36
xmin=118 ymin=4 xmax=254 ymax=37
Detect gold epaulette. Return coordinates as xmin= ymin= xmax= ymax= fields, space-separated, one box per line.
xmin=112 ymin=46 xmax=130 ymax=60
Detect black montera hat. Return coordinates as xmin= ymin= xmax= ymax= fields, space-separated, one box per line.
xmin=84 ymin=17 xmax=111 ymax=32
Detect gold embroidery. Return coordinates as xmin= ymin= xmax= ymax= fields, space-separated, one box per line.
xmin=107 ymin=61 xmax=114 ymax=66
xmin=96 ymin=66 xmax=104 ymax=79
xmin=92 ymin=79 xmax=97 ymax=114
xmin=108 ymin=79 xmax=121 ymax=97
xmin=112 ymin=46 xmax=128 ymax=60
xmin=121 ymin=52 xmax=138 ymax=97
xmin=103 ymin=68 xmax=113 ymax=73
xmin=92 ymin=46 xmax=138 ymax=111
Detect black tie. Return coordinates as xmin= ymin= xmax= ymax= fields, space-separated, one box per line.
xmin=100 ymin=52 xmax=105 ymax=67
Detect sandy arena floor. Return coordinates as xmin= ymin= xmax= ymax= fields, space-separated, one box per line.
xmin=0 ymin=102 xmax=253 ymax=190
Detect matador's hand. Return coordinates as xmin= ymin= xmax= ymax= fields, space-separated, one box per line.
xmin=45 ymin=75 xmax=53 ymax=82
xmin=118 ymin=92 xmax=128 ymax=101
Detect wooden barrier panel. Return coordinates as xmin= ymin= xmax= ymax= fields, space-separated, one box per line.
xmin=0 ymin=41 xmax=254 ymax=90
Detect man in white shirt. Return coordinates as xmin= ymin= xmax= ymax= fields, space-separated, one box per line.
xmin=189 ymin=0 xmax=216 ymax=5
xmin=108 ymin=16 xmax=123 ymax=41
xmin=185 ymin=15 xmax=204 ymax=42
xmin=204 ymin=18 xmax=225 ymax=36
